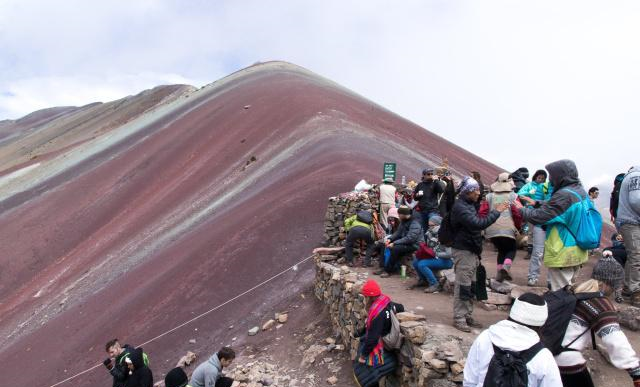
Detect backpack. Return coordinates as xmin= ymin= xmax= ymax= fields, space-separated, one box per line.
xmin=540 ymin=288 xmax=601 ymax=355
xmin=357 ymin=210 xmax=373 ymax=224
xmin=563 ymin=188 xmax=603 ymax=250
xmin=382 ymin=302 xmax=405 ymax=350
xmin=438 ymin=212 xmax=455 ymax=247
xmin=483 ymin=342 xmax=544 ymax=387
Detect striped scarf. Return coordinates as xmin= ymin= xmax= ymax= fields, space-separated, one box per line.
xmin=365 ymin=294 xmax=391 ymax=366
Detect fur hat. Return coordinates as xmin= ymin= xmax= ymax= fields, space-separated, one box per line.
xmin=509 ymin=293 xmax=548 ymax=327
xmin=592 ymin=255 xmax=625 ymax=291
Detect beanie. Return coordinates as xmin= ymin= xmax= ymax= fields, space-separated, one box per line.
xmin=165 ymin=367 xmax=189 ymax=387
xmin=458 ymin=176 xmax=480 ymax=194
xmin=509 ymin=293 xmax=548 ymax=327
xmin=361 ymin=279 xmax=381 ymax=297
xmin=387 ymin=207 xmax=399 ymax=219
xmin=592 ymin=255 xmax=625 ymax=290
xmin=428 ymin=215 xmax=443 ymax=225
xmin=397 ymin=205 xmax=412 ymax=216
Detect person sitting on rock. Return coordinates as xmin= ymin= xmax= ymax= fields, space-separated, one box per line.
xmin=451 ymin=176 xmax=506 ymax=332
xmin=190 ymin=347 xmax=235 ymax=387
xmin=373 ymin=205 xmax=423 ymax=278
xmin=344 ymin=210 xmax=376 ymax=267
xmin=409 ymin=215 xmax=453 ymax=293
xmin=604 ymin=232 xmax=627 ymax=269
xmin=124 ymin=347 xmax=153 ymax=387
xmin=464 ymin=293 xmax=562 ymax=387
xmin=354 ymin=279 xmax=404 ymax=387
xmin=555 ymin=256 xmax=640 ymax=387
xmin=165 ymin=367 xmax=191 ymax=387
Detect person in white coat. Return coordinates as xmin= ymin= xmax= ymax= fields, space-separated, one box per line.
xmin=464 ymin=293 xmax=562 ymax=387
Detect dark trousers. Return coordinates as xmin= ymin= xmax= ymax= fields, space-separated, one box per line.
xmin=419 ymin=209 xmax=439 ymax=233
xmin=385 ymin=244 xmax=416 ymax=273
xmin=345 ymin=226 xmax=375 ymax=265
xmin=560 ymin=369 xmax=594 ymax=387
xmin=215 ymin=377 xmax=234 ymax=387
xmin=490 ymin=237 xmax=517 ymax=265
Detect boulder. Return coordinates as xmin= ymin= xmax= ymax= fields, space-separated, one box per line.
xmin=618 ymin=307 xmax=640 ymax=331
xmin=262 ymin=319 xmax=276 ymax=331
xmin=511 ymin=285 xmax=549 ymax=299
xmin=396 ymin=312 xmax=426 ymax=323
xmin=485 ymin=292 xmax=513 ymax=305
xmin=400 ymin=321 xmax=428 ymax=345
xmin=489 ymin=279 xmax=516 ymax=294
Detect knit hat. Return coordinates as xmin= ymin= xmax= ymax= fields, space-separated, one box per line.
xmin=165 ymin=367 xmax=189 ymax=387
xmin=490 ymin=172 xmax=515 ymax=193
xmin=458 ymin=176 xmax=480 ymax=194
xmin=428 ymin=215 xmax=443 ymax=225
xmin=592 ymin=255 xmax=625 ymax=290
xmin=361 ymin=279 xmax=381 ymax=297
xmin=387 ymin=207 xmax=399 ymax=219
xmin=397 ymin=205 xmax=412 ymax=216
xmin=509 ymin=293 xmax=548 ymax=327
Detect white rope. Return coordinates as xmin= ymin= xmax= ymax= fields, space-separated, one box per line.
xmin=47 ymin=254 xmax=315 ymax=387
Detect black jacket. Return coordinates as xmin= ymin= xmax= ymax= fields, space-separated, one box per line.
xmin=511 ymin=168 xmax=529 ymax=193
xmin=451 ymin=195 xmax=500 ymax=254
xmin=414 ymin=180 xmax=444 ymax=213
xmin=124 ymin=348 xmax=153 ymax=387
xmin=360 ymin=302 xmax=404 ymax=356
xmin=389 ymin=217 xmax=425 ymax=248
xmin=111 ymin=345 xmax=134 ymax=387
xmin=604 ymin=241 xmax=627 ymax=267
xmin=438 ymin=178 xmax=456 ymax=216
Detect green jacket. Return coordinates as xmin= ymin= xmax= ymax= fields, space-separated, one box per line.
xmin=344 ymin=215 xmax=373 ymax=232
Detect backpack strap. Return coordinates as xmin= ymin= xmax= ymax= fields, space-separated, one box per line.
xmin=560 ymin=295 xmax=603 ymax=352
xmin=520 ymin=342 xmax=545 ymax=363
xmin=562 ymin=188 xmax=584 ymax=200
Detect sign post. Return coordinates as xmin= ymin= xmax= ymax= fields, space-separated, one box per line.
xmin=383 ymin=162 xmax=397 ymax=181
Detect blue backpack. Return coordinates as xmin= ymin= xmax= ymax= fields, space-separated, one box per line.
xmin=564 ymin=189 xmax=602 ymax=250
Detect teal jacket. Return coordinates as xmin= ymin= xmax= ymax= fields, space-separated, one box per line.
xmin=518 ymin=181 xmax=552 ymax=202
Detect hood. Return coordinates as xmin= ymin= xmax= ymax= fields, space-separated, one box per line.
xmin=208 ymin=353 xmax=222 ymax=371
xmin=511 ymin=167 xmax=529 ymax=182
xmin=546 ymin=159 xmax=580 ymax=190
xmin=488 ymin=320 xmax=541 ymax=352
xmin=129 ymin=347 xmax=146 ymax=370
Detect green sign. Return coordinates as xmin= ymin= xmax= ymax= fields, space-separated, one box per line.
xmin=383 ymin=162 xmax=396 ymax=181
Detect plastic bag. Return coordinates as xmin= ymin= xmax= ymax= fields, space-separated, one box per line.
xmin=354 ymin=180 xmax=372 ymax=192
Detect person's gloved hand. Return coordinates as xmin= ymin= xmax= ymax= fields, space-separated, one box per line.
xmin=103 ymin=358 xmax=113 ymax=370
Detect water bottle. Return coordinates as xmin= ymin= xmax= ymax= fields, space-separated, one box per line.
xmin=401 ymin=175 xmax=406 ymax=185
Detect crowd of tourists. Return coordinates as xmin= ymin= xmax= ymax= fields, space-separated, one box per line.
xmin=345 ymin=161 xmax=640 ymax=387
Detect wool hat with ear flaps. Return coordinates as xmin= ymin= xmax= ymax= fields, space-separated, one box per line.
xmin=509 ymin=293 xmax=548 ymax=327
xmin=361 ymin=279 xmax=381 ymax=297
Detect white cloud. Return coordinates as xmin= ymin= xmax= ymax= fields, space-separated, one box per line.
xmin=1 ymin=0 xmax=638 ymax=186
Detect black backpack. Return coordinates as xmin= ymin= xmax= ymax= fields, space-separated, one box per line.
xmin=356 ymin=210 xmax=373 ymax=224
xmin=540 ymin=288 xmax=602 ymax=355
xmin=437 ymin=211 xmax=455 ymax=247
xmin=483 ymin=342 xmax=544 ymax=387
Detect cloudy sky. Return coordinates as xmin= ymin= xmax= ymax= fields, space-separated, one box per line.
xmin=1 ymin=0 xmax=638 ymax=189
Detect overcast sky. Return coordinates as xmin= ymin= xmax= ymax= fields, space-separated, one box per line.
xmin=1 ymin=0 xmax=638 ymax=188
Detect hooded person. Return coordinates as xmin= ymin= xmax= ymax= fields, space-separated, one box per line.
xmin=480 ymin=172 xmax=522 ymax=282
xmin=615 ymin=166 xmax=640 ymax=306
xmin=124 ymin=348 xmax=153 ymax=387
xmin=510 ymin=167 xmax=530 ymax=193
xmin=410 ymin=215 xmax=453 ymax=293
xmin=354 ymin=279 xmax=403 ymax=387
xmin=518 ymin=169 xmax=552 ymax=286
xmin=450 ymin=177 xmax=507 ymax=332
xmin=556 ymin=257 xmax=640 ymax=387
xmin=374 ymin=205 xmax=424 ymax=278
xmin=519 ymin=160 xmax=590 ymax=291
xmin=603 ymin=233 xmax=627 ymax=270
xmin=165 ymin=367 xmax=190 ymax=387
xmin=190 ymin=347 xmax=235 ymax=387
xmin=464 ymin=293 xmax=562 ymax=387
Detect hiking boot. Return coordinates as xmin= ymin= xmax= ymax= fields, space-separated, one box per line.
xmin=527 ymin=278 xmax=537 ymax=287
xmin=380 ymin=272 xmax=391 ymax=278
xmin=424 ymin=284 xmax=441 ymax=293
xmin=466 ymin=317 xmax=483 ymax=328
xmin=496 ymin=269 xmax=509 ymax=283
xmin=453 ymin=320 xmax=471 ymax=333
xmin=407 ymin=280 xmax=428 ymax=290
xmin=631 ymin=291 xmax=640 ymax=307
xmin=373 ymin=269 xmax=385 ymax=276
xmin=504 ymin=270 xmax=513 ymax=282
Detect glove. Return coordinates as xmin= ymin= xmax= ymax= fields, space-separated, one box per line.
xmin=103 ymin=358 xmax=113 ymax=370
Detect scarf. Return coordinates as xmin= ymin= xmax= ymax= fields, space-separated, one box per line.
xmin=365 ymin=294 xmax=391 ymax=366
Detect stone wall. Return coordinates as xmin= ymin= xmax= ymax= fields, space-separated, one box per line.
xmin=323 ymin=189 xmax=381 ymax=247
xmin=314 ymin=257 xmax=467 ymax=387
